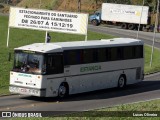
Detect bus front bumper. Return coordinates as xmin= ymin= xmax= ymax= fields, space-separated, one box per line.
xmin=9 ymin=85 xmax=46 ymax=97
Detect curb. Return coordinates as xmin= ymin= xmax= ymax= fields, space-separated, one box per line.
xmin=0 ymin=93 xmax=18 ymax=97
xmin=145 ymin=71 xmax=160 ymax=76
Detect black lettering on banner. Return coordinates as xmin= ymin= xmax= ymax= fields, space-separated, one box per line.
xmin=62 ymin=23 xmax=65 ymax=27
xmin=24 ymin=15 xmax=40 ymax=19
xmin=51 ymin=13 xmax=56 ymax=16
xmin=41 ymin=16 xmax=50 ymax=20
xmin=22 ymin=19 xmax=28 ymax=23
xmin=47 ymin=13 xmax=50 ymax=16
xmin=30 ymin=20 xmax=36 ymax=24
xmin=45 ymin=21 xmax=49 ymax=25
xmin=30 ymin=20 xmax=44 ymax=25
xmin=54 ymin=22 xmax=58 ymax=27
xmin=19 ymin=10 xmax=23 ymax=13
xmin=51 ymin=22 xmax=73 ymax=28
xmin=37 ymin=21 xmax=44 ymax=25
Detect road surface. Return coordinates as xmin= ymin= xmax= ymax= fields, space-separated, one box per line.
xmin=0 ymin=73 xmax=160 ymax=114
xmin=88 ymin=25 xmax=160 ymax=49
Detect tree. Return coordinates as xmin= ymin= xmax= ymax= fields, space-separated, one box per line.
xmin=78 ymin=0 xmax=81 ymax=12
xmin=95 ymin=0 xmax=98 ymax=9
xmin=93 ymin=0 xmax=100 ymax=10
xmin=104 ymin=0 xmax=131 ymax=4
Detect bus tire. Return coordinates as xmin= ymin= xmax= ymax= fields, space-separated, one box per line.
xmin=128 ymin=24 xmax=135 ymax=30
xmin=121 ymin=23 xmax=127 ymax=29
xmin=118 ymin=75 xmax=126 ymax=88
xmin=91 ymin=19 xmax=99 ymax=26
xmin=58 ymin=82 xmax=69 ymax=98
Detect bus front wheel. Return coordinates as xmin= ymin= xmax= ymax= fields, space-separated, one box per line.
xmin=118 ymin=75 xmax=126 ymax=88
xmin=58 ymin=83 xmax=68 ymax=98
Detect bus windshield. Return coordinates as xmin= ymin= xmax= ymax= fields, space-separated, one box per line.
xmin=13 ymin=51 xmax=45 ymax=74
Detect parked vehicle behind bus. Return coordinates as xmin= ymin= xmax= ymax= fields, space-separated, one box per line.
xmin=90 ymin=3 xmax=151 ymax=30
xmin=9 ymin=38 xmax=144 ymax=98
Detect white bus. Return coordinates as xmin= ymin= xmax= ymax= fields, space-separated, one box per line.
xmin=9 ymin=38 xmax=144 ymax=97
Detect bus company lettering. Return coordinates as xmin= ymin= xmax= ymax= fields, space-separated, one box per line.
xmin=80 ymin=65 xmax=101 ymax=72
xmin=18 ymin=73 xmax=32 ymax=78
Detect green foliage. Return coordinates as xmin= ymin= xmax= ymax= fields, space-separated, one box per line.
xmin=103 ymin=0 xmax=155 ymax=6
xmin=104 ymin=0 xmax=131 ymax=5
xmin=144 ymin=46 xmax=160 ymax=74
xmin=17 ymin=0 xmax=56 ymax=10
xmin=0 ymin=0 xmax=6 ymax=3
xmin=52 ymin=0 xmax=63 ymax=10
xmin=13 ymin=99 xmax=160 ymax=119
xmin=0 ymin=3 xmax=4 ymax=8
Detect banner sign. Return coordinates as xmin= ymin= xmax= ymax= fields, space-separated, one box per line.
xmin=9 ymin=7 xmax=88 ymax=35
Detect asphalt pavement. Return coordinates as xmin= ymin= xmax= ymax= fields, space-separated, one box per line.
xmin=0 ymin=72 xmax=159 ymax=113
xmin=88 ymin=24 xmax=160 ymax=49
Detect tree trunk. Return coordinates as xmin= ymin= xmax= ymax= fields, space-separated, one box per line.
xmin=78 ymin=0 xmax=81 ymax=12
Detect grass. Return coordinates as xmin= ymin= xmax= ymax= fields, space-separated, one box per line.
xmin=11 ymin=99 xmax=160 ymax=119
xmin=61 ymin=99 xmax=160 ymax=119
xmin=0 ymin=15 xmax=160 ymax=95
xmin=144 ymin=46 xmax=160 ymax=74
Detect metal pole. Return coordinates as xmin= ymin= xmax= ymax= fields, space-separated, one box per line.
xmin=7 ymin=27 xmax=10 ymax=47
xmin=45 ymin=31 xmax=48 ymax=43
xmin=150 ymin=0 xmax=159 ymax=67
xmin=85 ymin=35 xmax=87 ymax=41
xmin=136 ymin=0 xmax=145 ymax=39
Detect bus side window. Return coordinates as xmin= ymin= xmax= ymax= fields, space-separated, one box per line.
xmin=97 ymin=48 xmax=106 ymax=62
xmin=106 ymin=48 xmax=111 ymax=61
xmin=82 ymin=49 xmax=94 ymax=64
xmin=117 ymin=47 xmax=124 ymax=60
xmin=77 ymin=50 xmax=82 ymax=64
xmin=110 ymin=47 xmax=118 ymax=61
xmin=135 ymin=45 xmax=143 ymax=58
xmin=64 ymin=50 xmax=81 ymax=65
xmin=46 ymin=54 xmax=63 ymax=74
xmin=124 ymin=46 xmax=134 ymax=60
xmin=106 ymin=47 xmax=123 ymax=61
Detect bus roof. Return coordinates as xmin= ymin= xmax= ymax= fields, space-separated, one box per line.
xmin=15 ymin=38 xmax=143 ymax=53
